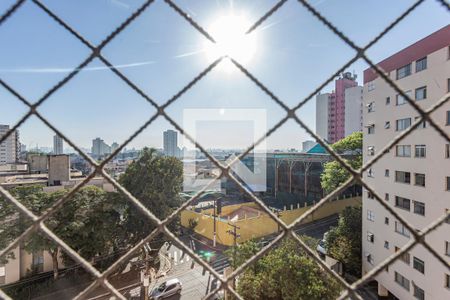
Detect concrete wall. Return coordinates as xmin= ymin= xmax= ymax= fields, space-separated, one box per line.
xmin=48 ymin=155 xmax=70 ymax=186
xmin=181 ymin=196 xmax=361 ymax=246
xmin=29 ymin=155 xmax=48 ymax=173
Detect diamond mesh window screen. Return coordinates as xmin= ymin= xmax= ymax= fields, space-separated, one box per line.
xmin=0 ymin=0 xmax=449 ymax=299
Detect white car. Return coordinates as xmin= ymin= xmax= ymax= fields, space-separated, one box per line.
xmin=316 ymin=239 xmax=327 ymax=257
xmin=150 ymin=278 xmax=182 ymax=300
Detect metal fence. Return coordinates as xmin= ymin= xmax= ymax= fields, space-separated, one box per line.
xmin=0 ymin=0 xmax=449 ymax=299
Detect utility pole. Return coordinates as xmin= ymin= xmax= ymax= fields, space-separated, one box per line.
xmin=226 ymin=223 xmax=240 ymax=265
xmin=213 ymin=197 xmax=223 ymax=248
xmin=213 ymin=198 xmax=216 ymax=247
xmin=273 ymin=208 xmax=282 ymax=233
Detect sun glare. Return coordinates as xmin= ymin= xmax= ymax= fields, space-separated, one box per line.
xmin=204 ymin=15 xmax=257 ymax=71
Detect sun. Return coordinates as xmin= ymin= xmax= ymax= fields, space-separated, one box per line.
xmin=204 ymin=15 xmax=257 ymax=71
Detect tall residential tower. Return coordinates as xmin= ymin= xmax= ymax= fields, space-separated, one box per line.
xmin=163 ymin=130 xmax=179 ymax=157
xmin=362 ymin=25 xmax=450 ymax=300
xmin=53 ymin=135 xmax=63 ymax=155
xmin=315 ymin=72 xmax=362 ymax=143
xmin=0 ymin=125 xmax=20 ymax=165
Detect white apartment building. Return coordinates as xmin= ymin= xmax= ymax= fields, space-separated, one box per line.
xmin=362 ymin=25 xmax=450 ymax=300
xmin=316 ymin=92 xmax=330 ymax=141
xmin=0 ymin=125 xmax=19 ymax=165
xmin=344 ymin=86 xmax=363 ymax=137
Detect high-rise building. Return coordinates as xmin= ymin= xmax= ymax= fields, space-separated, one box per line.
xmin=91 ymin=138 xmax=111 ymax=157
xmin=111 ymin=142 xmax=119 ymax=153
xmin=315 ymin=72 xmax=362 ymax=143
xmin=316 ymin=93 xmax=330 ymax=141
xmin=344 ymin=86 xmax=363 ymax=137
xmin=53 ymin=135 xmax=63 ymax=155
xmin=163 ymin=130 xmax=179 ymax=157
xmin=0 ymin=125 xmax=19 ymax=165
xmin=362 ymin=25 xmax=450 ymax=300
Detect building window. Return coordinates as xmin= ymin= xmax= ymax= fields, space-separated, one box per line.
xmin=396 ymin=145 xmax=411 ymax=157
xmin=368 ymin=81 xmax=375 ymax=91
xmin=413 ymin=257 xmax=425 ymax=274
xmin=395 ymin=246 xmax=411 ymax=264
xmin=367 ymin=102 xmax=375 ymax=112
xmin=367 ymin=191 xmax=375 ymax=199
xmin=447 ymin=111 xmax=450 ymax=125
xmin=448 ymin=78 xmax=450 ymax=92
xmin=385 ymin=193 xmax=389 ymax=201
xmin=413 ymin=201 xmax=425 ymax=216
xmin=385 ymin=169 xmax=389 ymax=177
xmin=414 ymin=145 xmax=426 ymax=158
xmin=367 ymin=231 xmax=374 ymax=243
xmin=384 ymin=241 xmax=389 ymax=249
xmin=396 ymin=118 xmax=412 ymax=131
xmin=396 ymin=63 xmax=412 ymax=79
xmin=385 ymin=217 xmax=389 ymax=225
xmin=368 ymin=168 xmax=374 ymax=178
xmin=415 ymin=86 xmax=427 ymax=100
xmin=413 ymin=283 xmax=425 ymax=300
xmin=395 ymin=196 xmax=410 ymax=211
xmin=385 ymin=121 xmax=390 ymax=129
xmin=414 ymin=117 xmax=427 ymax=129
xmin=395 ymin=271 xmax=410 ymax=291
xmin=414 ymin=173 xmax=426 ymax=187
xmin=32 ymin=251 xmax=44 ymax=273
xmin=446 ymin=177 xmax=450 ymax=191
xmin=446 ymin=241 xmax=450 ymax=256
xmin=395 ymin=221 xmax=410 ymax=237
xmin=446 ymin=144 xmax=450 ymax=158
xmin=395 ymin=171 xmax=411 ymax=184
xmin=367 ymin=125 xmax=375 ymax=134
xmin=446 ymin=274 xmax=450 ymax=289
xmin=367 ymin=146 xmax=375 ymax=156
xmin=415 ymin=57 xmax=427 ymax=72
xmin=367 ymin=210 xmax=375 ymax=222
xmin=386 ymin=97 xmax=391 ymax=105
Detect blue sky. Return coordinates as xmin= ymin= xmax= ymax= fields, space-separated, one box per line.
xmin=0 ymin=0 xmax=448 ymax=151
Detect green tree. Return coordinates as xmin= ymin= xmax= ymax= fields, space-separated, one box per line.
xmin=0 ymin=185 xmax=125 ymax=279
xmin=325 ymin=206 xmax=362 ymax=277
xmin=321 ymin=132 xmax=362 ymax=194
xmin=119 ymin=148 xmax=183 ymax=244
xmin=229 ymin=238 xmax=341 ymax=300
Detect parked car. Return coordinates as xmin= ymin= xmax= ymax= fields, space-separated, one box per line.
xmin=150 ymin=278 xmax=182 ymax=299
xmin=316 ymin=239 xmax=327 ymax=257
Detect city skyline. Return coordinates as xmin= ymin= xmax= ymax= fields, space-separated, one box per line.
xmin=1 ymin=1 xmax=448 ymax=150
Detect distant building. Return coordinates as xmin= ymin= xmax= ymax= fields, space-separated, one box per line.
xmin=302 ymin=140 xmax=316 ymax=153
xmin=163 ymin=130 xmax=180 ymax=157
xmin=91 ymin=138 xmax=111 ymax=157
xmin=344 ymin=86 xmax=363 ymax=137
xmin=111 ymin=142 xmax=119 ymax=153
xmin=0 ymin=125 xmax=20 ymax=165
xmin=53 ymin=135 xmax=63 ymax=155
xmin=20 ymin=144 xmax=26 ymax=153
xmin=316 ymin=93 xmax=330 ymax=141
xmin=316 ymin=72 xmax=362 ymax=143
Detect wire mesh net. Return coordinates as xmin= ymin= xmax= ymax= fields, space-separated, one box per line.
xmin=0 ymin=0 xmax=449 ymax=299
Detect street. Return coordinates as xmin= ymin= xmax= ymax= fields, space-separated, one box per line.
xmin=126 ymin=244 xmax=220 ymax=300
